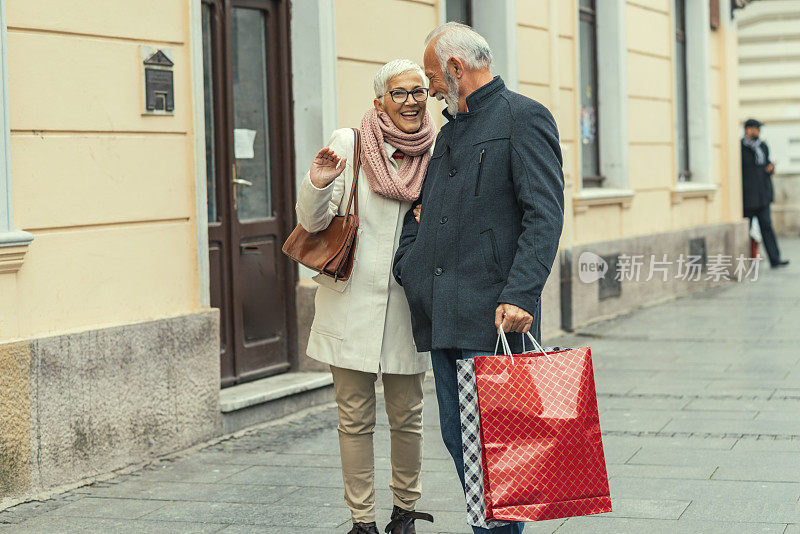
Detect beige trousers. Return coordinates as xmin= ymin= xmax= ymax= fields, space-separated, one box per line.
xmin=330 ymin=365 xmax=426 ymax=523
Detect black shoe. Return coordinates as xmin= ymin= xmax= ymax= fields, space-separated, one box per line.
xmin=348 ymin=522 xmax=379 ymax=534
xmin=773 ymin=259 xmax=790 ymax=268
xmin=384 ymin=505 xmax=434 ymax=534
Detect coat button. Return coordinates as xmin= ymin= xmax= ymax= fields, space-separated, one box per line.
xmin=449 ymin=168 xmax=457 ymax=177
xmin=440 ymin=216 xmax=448 ymax=224
xmin=434 ymin=267 xmax=443 ymax=276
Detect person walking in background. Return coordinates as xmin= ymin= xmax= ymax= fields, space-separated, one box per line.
xmin=295 ymin=59 xmax=435 ymax=534
xmin=393 ymin=22 xmax=565 ymax=534
xmin=742 ymin=118 xmax=789 ymax=268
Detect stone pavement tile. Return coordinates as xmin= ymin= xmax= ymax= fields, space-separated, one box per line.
xmin=785 ymin=525 xmax=800 ymax=534
xmin=627 ymin=382 xmax=715 ymax=395
xmin=0 ymin=516 xmax=227 ymax=534
xmin=555 ymin=517 xmax=785 ymax=533
xmin=218 ymin=527 xmax=334 ymax=534
xmin=276 ymin=486 xmax=468 ymax=515
xmin=77 ymin=480 xmax=296 ymax=504
xmin=374 ymin=468 xmax=462 ymax=495
xmin=627 ymin=447 xmax=800 ymax=467
xmin=44 ymin=496 xmax=169 ymax=519
xmin=270 ymin=486 xmax=347 ymax=508
xmin=713 ymin=465 xmax=800 ymax=483
xmin=680 ymin=500 xmax=800 ymax=523
xmin=131 ymin=461 xmax=250 ymax=484
xmin=754 ymin=411 xmax=800 ymax=421
xmin=594 ymin=369 xmax=660 ymax=381
xmin=218 ymin=465 xmax=343 ymax=487
xmin=606 ymin=464 xmax=716 ymax=480
xmin=597 ymin=412 xmax=673 ymax=433
xmin=594 ymin=381 xmax=637 ymax=395
xmin=0 ymin=497 xmax=82 ymax=524
xmin=706 ymin=379 xmax=800 ymax=390
xmin=596 ymin=396 xmax=689 ymax=411
xmin=599 ymin=359 xmax=719 ymax=373
xmin=774 ymin=388 xmax=800 ymax=398
xmin=602 ymin=435 xmax=738 ymax=451
xmin=732 ymin=438 xmax=800 ymax=452
xmin=141 ymin=501 xmax=350 ymax=528
xmin=661 ymin=418 xmax=800 ymax=435
xmin=609 ymin=477 xmax=800 ymax=502
xmin=606 ymin=407 xmax=758 ymax=421
xmin=415 ymin=489 xmax=471 ymax=513
xmin=683 ymin=398 xmax=799 ymax=412
xmin=393 ymin=511 xmax=564 ymax=534
xmin=598 ymin=440 xmax=641 ymax=464
xmin=192 ymin=451 xmax=279 ymax=465
xmin=212 ymin=451 xmax=343 ymax=469
xmin=602 ymin=498 xmax=689 ymax=520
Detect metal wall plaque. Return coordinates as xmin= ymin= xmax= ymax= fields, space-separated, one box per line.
xmin=598 ymin=253 xmax=622 ymax=301
xmin=141 ymin=47 xmax=175 ymax=114
xmin=145 ymin=69 xmax=174 ymax=111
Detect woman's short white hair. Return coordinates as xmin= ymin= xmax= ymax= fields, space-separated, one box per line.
xmin=373 ymin=59 xmax=427 ymax=99
xmin=424 ymin=22 xmax=493 ymax=72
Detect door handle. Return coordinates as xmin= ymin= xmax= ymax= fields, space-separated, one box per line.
xmin=231 ymin=163 xmax=253 ymax=211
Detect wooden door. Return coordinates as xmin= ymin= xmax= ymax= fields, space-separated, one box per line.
xmin=201 ymin=0 xmax=296 ymax=387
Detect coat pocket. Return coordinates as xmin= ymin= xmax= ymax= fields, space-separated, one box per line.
xmin=474 ymin=148 xmax=486 ymax=196
xmin=479 ymin=229 xmax=504 ymax=283
xmin=312 ymin=272 xmax=351 ymax=293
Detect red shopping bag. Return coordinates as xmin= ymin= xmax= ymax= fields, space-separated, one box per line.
xmin=474 ymin=330 xmax=611 ymax=522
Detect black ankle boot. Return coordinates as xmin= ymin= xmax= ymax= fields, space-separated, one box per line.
xmin=384 ymin=505 xmax=434 ymax=534
xmin=348 ymin=521 xmax=379 ymax=534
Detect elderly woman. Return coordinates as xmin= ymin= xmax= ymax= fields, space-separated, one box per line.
xmin=295 ymin=59 xmax=435 ymax=534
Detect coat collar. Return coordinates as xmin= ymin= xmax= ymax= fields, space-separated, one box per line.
xmin=442 ymin=76 xmax=505 ymax=121
xmin=384 ymin=141 xmax=400 ymax=169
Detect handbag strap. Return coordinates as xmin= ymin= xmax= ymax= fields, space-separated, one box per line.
xmin=342 ymin=128 xmax=361 ymax=217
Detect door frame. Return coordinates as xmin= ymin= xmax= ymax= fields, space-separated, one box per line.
xmin=189 ymin=0 xmax=299 ymax=381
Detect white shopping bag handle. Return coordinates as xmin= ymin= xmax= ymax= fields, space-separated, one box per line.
xmin=494 ymin=325 xmax=513 ymax=356
xmin=494 ymin=326 xmax=552 ymax=363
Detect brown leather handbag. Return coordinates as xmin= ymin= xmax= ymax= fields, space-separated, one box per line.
xmin=281 ymin=128 xmax=361 ymax=281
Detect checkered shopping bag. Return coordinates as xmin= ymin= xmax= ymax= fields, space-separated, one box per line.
xmin=475 ymin=330 xmax=612 ymax=522
xmin=457 ymin=357 xmax=509 ymax=529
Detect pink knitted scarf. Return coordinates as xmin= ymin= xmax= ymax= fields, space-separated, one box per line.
xmin=359 ymin=108 xmax=435 ymax=202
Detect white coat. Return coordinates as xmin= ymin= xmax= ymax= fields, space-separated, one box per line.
xmin=296 ymin=128 xmax=430 ymax=375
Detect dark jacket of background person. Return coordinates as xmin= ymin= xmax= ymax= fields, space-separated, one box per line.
xmin=392 ymin=76 xmax=565 ymax=354
xmin=741 ymin=138 xmax=775 ymax=212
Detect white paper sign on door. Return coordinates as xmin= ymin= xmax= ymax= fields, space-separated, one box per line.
xmin=233 ymin=128 xmax=257 ymax=159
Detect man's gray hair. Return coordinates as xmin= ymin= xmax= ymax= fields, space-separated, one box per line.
xmin=425 ymin=22 xmax=493 ymax=71
xmin=373 ymin=59 xmax=427 ymax=99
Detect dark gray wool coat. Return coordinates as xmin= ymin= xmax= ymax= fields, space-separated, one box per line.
xmin=392 ymin=76 xmax=565 ymax=354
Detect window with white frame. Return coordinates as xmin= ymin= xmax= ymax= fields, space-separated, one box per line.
xmin=445 ymin=0 xmax=472 ymax=25
xmin=579 ymin=0 xmax=602 ymax=187
xmin=578 ymin=0 xmax=629 ymax=191
xmin=0 ymin=1 xmax=34 ymax=258
xmin=674 ymin=0 xmax=692 ymax=182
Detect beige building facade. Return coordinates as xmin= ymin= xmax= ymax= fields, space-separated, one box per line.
xmin=1 ymin=0 xmax=749 ymax=502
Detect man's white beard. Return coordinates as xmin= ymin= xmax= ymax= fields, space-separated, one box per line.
xmin=442 ymin=68 xmax=460 ymax=116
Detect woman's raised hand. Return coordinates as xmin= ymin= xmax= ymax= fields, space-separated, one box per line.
xmin=310 ymin=147 xmax=346 ymax=189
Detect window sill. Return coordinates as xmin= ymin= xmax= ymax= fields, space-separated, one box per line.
xmin=574 ymin=188 xmax=634 ymax=213
xmin=0 ymin=230 xmax=34 ymax=274
xmin=670 ymin=183 xmax=717 ymax=204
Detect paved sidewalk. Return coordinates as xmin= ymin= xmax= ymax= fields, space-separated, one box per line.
xmin=2 ymin=239 xmax=799 ymax=533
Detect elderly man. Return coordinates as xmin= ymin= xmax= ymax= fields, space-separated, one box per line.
xmin=393 ymin=22 xmax=565 ymax=534
xmin=741 ymin=118 xmax=789 ymax=267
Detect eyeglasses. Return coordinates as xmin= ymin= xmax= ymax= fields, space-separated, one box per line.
xmin=386 ymin=88 xmax=429 ymax=104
